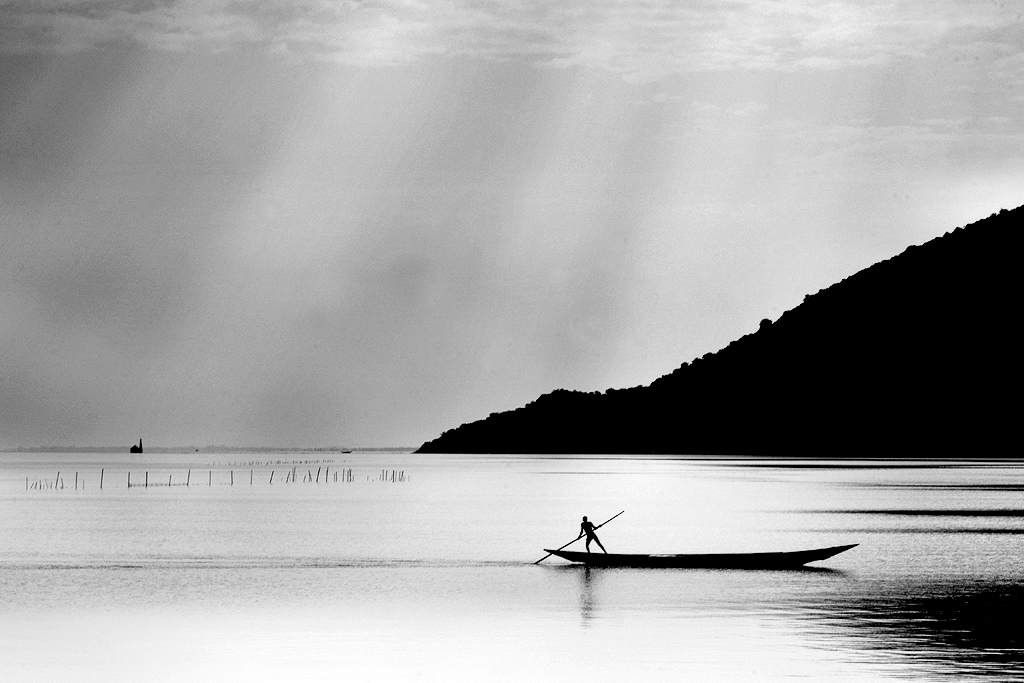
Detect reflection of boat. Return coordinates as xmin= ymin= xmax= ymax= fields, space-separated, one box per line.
xmin=543 ymin=543 xmax=857 ymax=569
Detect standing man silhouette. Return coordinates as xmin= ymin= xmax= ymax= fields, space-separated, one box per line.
xmin=578 ymin=515 xmax=608 ymax=553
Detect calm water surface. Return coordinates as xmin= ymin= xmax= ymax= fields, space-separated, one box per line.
xmin=1 ymin=453 xmax=1022 ymax=682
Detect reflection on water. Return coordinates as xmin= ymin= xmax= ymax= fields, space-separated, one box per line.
xmin=798 ymin=580 xmax=1024 ymax=680
xmin=564 ymin=565 xmax=1024 ymax=680
xmin=831 ymin=528 xmax=1024 ymax=535
xmin=816 ymin=509 xmax=1024 ymax=516
xmin=577 ymin=566 xmax=595 ymax=625
xmin=809 ymin=506 xmax=1024 ymax=536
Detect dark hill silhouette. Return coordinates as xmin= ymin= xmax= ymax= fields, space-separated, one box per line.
xmin=417 ymin=205 xmax=1021 ymax=456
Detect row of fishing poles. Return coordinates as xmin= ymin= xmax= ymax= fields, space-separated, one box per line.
xmin=25 ymin=467 xmax=408 ymax=490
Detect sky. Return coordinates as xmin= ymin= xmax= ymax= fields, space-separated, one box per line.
xmin=1 ymin=0 xmax=1022 ymax=448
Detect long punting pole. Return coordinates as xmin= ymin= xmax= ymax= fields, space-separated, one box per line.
xmin=534 ymin=510 xmax=625 ymax=564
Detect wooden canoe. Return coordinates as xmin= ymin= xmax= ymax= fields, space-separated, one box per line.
xmin=542 ymin=543 xmax=857 ymax=569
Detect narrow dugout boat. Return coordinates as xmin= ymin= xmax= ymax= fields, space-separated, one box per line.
xmin=542 ymin=543 xmax=857 ymax=569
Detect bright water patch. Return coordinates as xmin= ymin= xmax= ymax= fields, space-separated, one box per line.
xmin=1 ymin=453 xmax=1022 ymax=681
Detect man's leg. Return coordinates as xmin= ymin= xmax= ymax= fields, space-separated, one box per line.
xmin=585 ymin=537 xmax=592 ymax=553
xmin=594 ymin=535 xmax=607 ymax=553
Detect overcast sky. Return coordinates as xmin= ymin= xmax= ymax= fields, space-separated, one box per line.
xmin=1 ymin=0 xmax=1022 ymax=447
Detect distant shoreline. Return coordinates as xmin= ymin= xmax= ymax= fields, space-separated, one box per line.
xmin=1 ymin=446 xmax=417 ymax=454
xmin=4 ymin=449 xmax=1019 ymax=465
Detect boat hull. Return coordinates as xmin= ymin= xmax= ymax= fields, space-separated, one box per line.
xmin=543 ymin=544 xmax=857 ymax=569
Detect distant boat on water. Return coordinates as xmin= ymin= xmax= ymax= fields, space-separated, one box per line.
xmin=129 ymin=439 xmax=143 ymax=453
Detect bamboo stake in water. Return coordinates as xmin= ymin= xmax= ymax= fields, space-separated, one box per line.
xmin=187 ymin=469 xmax=190 ymax=486
xmin=270 ymin=471 xmax=274 ymax=484
xmin=100 ymin=468 xmax=104 ymax=489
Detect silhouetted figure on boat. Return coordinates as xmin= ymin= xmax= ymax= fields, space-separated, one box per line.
xmin=130 ymin=439 xmax=143 ymax=454
xmin=578 ymin=516 xmax=607 ymax=553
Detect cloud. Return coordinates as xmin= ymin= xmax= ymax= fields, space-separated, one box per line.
xmin=1 ymin=0 xmax=1020 ymax=77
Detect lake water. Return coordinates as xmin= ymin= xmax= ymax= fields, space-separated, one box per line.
xmin=1 ymin=452 xmax=1022 ymax=682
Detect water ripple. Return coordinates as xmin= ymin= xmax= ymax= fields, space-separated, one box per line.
xmin=0 ymin=557 xmax=526 ymax=571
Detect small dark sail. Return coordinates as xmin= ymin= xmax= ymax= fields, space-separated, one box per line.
xmin=129 ymin=438 xmax=143 ymax=453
